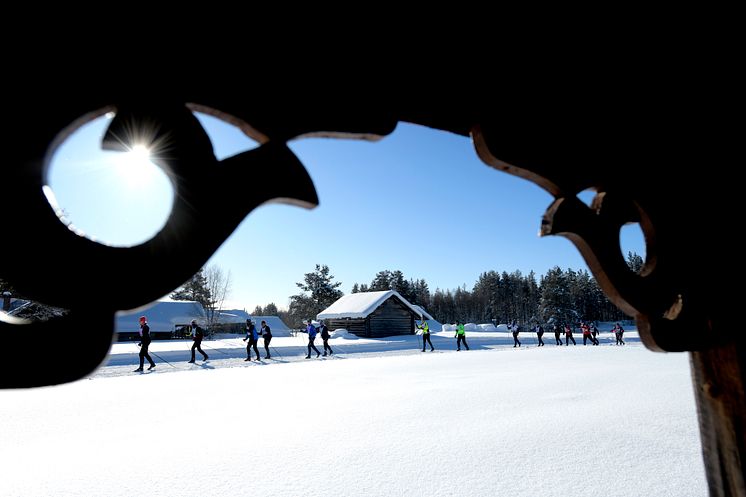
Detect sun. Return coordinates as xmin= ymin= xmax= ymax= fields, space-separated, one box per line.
xmin=114 ymin=144 xmax=161 ymax=186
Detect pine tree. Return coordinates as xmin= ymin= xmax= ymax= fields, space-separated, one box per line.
xmin=539 ymin=267 xmax=573 ymax=325
xmin=252 ymin=305 xmax=263 ymax=315
xmin=288 ymin=264 xmax=343 ymax=324
xmin=626 ymin=251 xmax=644 ymax=274
xmin=351 ymin=283 xmax=360 ymax=293
xmin=172 ymin=268 xmax=211 ymax=311
xmin=411 ymin=278 xmax=431 ymax=308
xmin=369 ymin=270 xmax=392 ymax=291
xmin=263 ymin=303 xmax=278 ymax=315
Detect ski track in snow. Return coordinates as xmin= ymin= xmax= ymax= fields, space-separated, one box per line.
xmin=92 ymin=331 xmax=643 ymax=379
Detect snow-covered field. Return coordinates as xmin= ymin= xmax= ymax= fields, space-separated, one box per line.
xmin=0 ymin=334 xmax=707 ymax=497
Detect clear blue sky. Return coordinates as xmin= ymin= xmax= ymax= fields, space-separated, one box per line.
xmin=47 ymin=112 xmax=645 ymax=312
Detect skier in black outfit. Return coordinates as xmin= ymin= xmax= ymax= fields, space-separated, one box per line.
xmin=243 ymin=319 xmax=261 ymax=361
xmin=510 ymin=321 xmax=521 ymax=347
xmin=553 ymin=323 xmax=563 ymax=345
xmin=188 ymin=319 xmax=209 ymax=363
xmin=134 ymin=315 xmax=156 ymax=372
xmin=318 ymin=319 xmax=333 ymax=356
xmin=535 ymin=324 xmax=545 ymax=346
xmin=259 ymin=320 xmax=273 ymax=359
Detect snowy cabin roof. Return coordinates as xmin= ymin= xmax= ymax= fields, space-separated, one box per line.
xmin=317 ymin=291 xmax=434 ymax=320
xmin=215 ymin=309 xmax=252 ymax=324
xmin=115 ymin=299 xmax=207 ymax=333
xmin=250 ymin=315 xmax=291 ymax=332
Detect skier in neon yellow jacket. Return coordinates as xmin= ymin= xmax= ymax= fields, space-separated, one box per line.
xmin=417 ymin=319 xmax=435 ymax=352
xmin=455 ymin=321 xmax=470 ymax=351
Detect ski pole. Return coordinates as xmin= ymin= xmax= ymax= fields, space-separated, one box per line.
xmin=269 ymin=345 xmax=283 ymax=360
xmin=201 ymin=342 xmax=233 ymax=357
xmin=149 ymin=351 xmax=178 ymax=369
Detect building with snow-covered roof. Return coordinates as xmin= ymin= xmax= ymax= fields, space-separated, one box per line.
xmin=251 ymin=316 xmax=292 ymax=337
xmin=215 ymin=309 xmax=252 ymax=324
xmin=317 ymin=290 xmax=433 ymax=338
xmin=115 ymin=299 xmax=207 ymax=340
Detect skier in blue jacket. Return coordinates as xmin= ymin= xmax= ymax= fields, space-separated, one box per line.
xmin=305 ymin=319 xmax=321 ymax=359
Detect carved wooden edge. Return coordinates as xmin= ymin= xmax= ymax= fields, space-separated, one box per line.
xmin=470 ymin=121 xmax=745 ymax=496
xmin=690 ymin=344 xmax=746 ymax=497
xmin=471 ymin=123 xmax=705 ymax=353
xmin=0 ymin=102 xmax=399 ymax=388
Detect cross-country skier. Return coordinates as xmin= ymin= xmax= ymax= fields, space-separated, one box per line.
xmin=455 ymin=321 xmax=470 ymax=351
xmin=188 ymin=319 xmax=209 ymax=363
xmin=613 ymin=322 xmax=625 ymax=345
xmin=318 ymin=319 xmax=333 ymax=356
xmin=535 ymin=324 xmax=545 ymax=346
xmin=134 ymin=315 xmax=155 ymax=372
xmin=305 ymin=319 xmax=321 ymax=358
xmin=417 ymin=318 xmax=435 ymax=352
xmin=259 ymin=320 xmax=273 ymax=359
xmin=243 ymin=319 xmax=260 ymax=361
xmin=581 ymin=321 xmax=599 ymax=346
xmin=510 ymin=321 xmax=521 ymax=347
xmin=553 ymin=323 xmax=563 ymax=345
xmin=565 ymin=323 xmax=576 ymax=345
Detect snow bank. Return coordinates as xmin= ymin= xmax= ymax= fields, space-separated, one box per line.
xmin=331 ymin=328 xmax=357 ymax=339
xmin=441 ymin=323 xmax=480 ymax=331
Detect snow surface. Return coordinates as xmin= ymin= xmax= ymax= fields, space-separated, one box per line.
xmin=318 ymin=290 xmax=434 ymax=320
xmin=0 ymin=337 xmax=706 ymax=497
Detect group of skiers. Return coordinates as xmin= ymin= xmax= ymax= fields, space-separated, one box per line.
xmin=415 ymin=320 xmax=470 ymax=352
xmin=134 ymin=316 xmax=211 ymax=372
xmin=243 ymin=318 xmax=274 ymax=360
xmin=133 ymin=315 xmax=627 ymax=373
xmin=506 ymin=321 xmax=625 ymax=347
xmin=301 ymin=319 xmax=333 ymax=358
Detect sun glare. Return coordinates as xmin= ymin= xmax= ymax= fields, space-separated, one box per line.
xmin=115 ymin=144 xmax=160 ymax=186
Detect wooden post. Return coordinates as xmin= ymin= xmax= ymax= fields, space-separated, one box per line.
xmin=689 ymin=342 xmax=746 ymax=497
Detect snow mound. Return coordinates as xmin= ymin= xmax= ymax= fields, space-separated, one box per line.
xmin=441 ymin=323 xmax=479 ymax=331
xmin=477 ymin=324 xmax=497 ymax=331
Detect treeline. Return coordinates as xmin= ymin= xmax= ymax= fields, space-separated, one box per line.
xmin=346 ymin=253 xmax=643 ymax=325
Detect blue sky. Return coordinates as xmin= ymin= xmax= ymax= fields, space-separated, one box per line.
xmin=47 ymin=112 xmax=645 ymax=311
